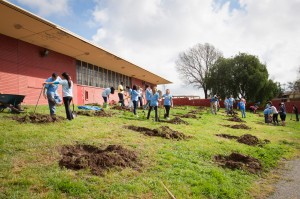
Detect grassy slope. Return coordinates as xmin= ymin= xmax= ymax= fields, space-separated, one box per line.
xmin=0 ymin=106 xmax=299 ymax=199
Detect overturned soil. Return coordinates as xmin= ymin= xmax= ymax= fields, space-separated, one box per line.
xmin=223 ymin=124 xmax=251 ymax=130
xmin=180 ymin=113 xmax=198 ymax=119
xmin=216 ymin=133 xmax=270 ymax=146
xmin=126 ymin=125 xmax=191 ymax=140
xmin=227 ymin=116 xmax=245 ymax=123
xmin=216 ymin=134 xmax=239 ymax=139
xmin=59 ymin=144 xmax=140 ymax=176
xmin=237 ymin=134 xmax=259 ymax=146
xmin=76 ymin=110 xmax=113 ymax=117
xmin=111 ymin=106 xmax=131 ymax=112
xmin=214 ymin=152 xmax=262 ymax=174
xmin=12 ymin=113 xmax=65 ymax=123
xmin=167 ymin=117 xmax=189 ymax=125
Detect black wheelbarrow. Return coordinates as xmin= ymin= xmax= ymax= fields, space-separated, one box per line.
xmin=0 ymin=94 xmax=25 ymax=113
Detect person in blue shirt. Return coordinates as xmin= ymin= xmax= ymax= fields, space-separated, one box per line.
xmin=162 ymin=89 xmax=173 ymax=119
xmin=101 ymin=87 xmax=115 ymax=105
xmin=278 ymin=102 xmax=286 ymax=126
xmin=263 ymin=107 xmax=272 ymax=124
xmin=131 ymin=85 xmax=139 ymax=117
xmin=228 ymin=95 xmax=235 ymax=115
xmin=147 ymin=86 xmax=159 ymax=121
xmin=143 ymin=84 xmax=152 ymax=110
xmin=43 ymin=72 xmax=62 ymax=116
xmin=224 ymin=97 xmax=229 ymax=114
xmin=44 ymin=72 xmax=74 ymax=120
xmin=237 ymin=98 xmax=246 ymax=118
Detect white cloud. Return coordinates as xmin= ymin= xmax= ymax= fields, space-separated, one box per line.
xmin=15 ymin=0 xmax=70 ymax=17
xmin=89 ymin=0 xmax=300 ymax=97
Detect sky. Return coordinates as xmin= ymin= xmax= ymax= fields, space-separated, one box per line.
xmin=7 ymin=0 xmax=300 ymax=97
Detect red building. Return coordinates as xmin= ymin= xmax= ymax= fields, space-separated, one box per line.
xmin=0 ymin=1 xmax=171 ymax=105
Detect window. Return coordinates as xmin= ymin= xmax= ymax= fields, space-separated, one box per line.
xmin=76 ymin=60 xmax=81 ymax=85
xmin=82 ymin=62 xmax=88 ymax=85
xmin=75 ymin=60 xmax=132 ymax=89
xmin=85 ymin=91 xmax=88 ymax=100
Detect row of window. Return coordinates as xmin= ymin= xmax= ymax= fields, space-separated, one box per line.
xmin=76 ymin=60 xmax=132 ymax=89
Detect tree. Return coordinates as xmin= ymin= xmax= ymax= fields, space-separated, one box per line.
xmin=176 ymin=43 xmax=222 ymax=99
xmin=207 ymin=53 xmax=280 ymax=102
xmin=286 ymin=66 xmax=300 ymax=94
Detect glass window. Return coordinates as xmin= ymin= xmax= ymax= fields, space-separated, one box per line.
xmin=82 ymin=62 xmax=87 ymax=85
xmin=76 ymin=60 xmax=81 ymax=85
xmin=103 ymin=69 xmax=107 ymax=88
xmin=99 ymin=67 xmax=103 ymax=88
xmin=88 ymin=64 xmax=93 ymax=86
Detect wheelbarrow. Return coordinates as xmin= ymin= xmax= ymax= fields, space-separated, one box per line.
xmin=0 ymin=94 xmax=25 ymax=113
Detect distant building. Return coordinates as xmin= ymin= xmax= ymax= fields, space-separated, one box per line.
xmin=0 ymin=1 xmax=171 ymax=105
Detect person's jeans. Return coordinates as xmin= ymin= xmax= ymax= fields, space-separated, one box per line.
xmin=118 ymin=93 xmax=125 ymax=106
xmin=241 ymin=109 xmax=246 ymax=118
xmin=296 ymin=112 xmax=299 ymax=121
xmin=133 ymin=100 xmax=138 ymax=115
xmin=138 ymin=97 xmax=143 ymax=107
xmin=273 ymin=113 xmax=279 ymax=124
xmin=144 ymin=100 xmax=151 ymax=110
xmin=63 ymin=96 xmax=73 ymax=120
xmin=164 ymin=105 xmax=171 ymax=118
xmin=102 ymin=96 xmax=108 ymax=103
xmin=47 ymin=92 xmax=61 ymax=115
xmin=147 ymin=106 xmax=158 ymax=121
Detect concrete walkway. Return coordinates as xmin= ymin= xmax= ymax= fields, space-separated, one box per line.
xmin=268 ymin=159 xmax=300 ymax=199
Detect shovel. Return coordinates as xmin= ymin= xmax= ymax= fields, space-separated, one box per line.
xmin=33 ymin=84 xmax=44 ymax=114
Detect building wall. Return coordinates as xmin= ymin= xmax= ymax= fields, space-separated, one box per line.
xmin=0 ymin=34 xmax=148 ymax=106
xmin=0 ymin=34 xmax=77 ymax=105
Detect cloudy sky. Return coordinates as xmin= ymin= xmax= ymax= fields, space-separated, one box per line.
xmin=7 ymin=0 xmax=300 ymax=97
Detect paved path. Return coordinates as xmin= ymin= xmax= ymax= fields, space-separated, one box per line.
xmin=268 ymin=159 xmax=300 ymax=199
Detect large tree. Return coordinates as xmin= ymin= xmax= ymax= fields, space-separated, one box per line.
xmin=176 ymin=43 xmax=222 ymax=99
xmin=207 ymin=53 xmax=280 ymax=102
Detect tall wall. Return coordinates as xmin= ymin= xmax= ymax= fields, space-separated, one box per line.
xmin=0 ymin=34 xmax=76 ymax=105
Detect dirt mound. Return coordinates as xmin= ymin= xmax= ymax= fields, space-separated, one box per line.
xmin=214 ymin=152 xmax=262 ymax=174
xmin=59 ymin=144 xmax=139 ymax=176
xmin=126 ymin=125 xmax=190 ymax=140
xmin=167 ymin=117 xmax=189 ymax=125
xmin=216 ymin=133 xmax=270 ymax=146
xmin=111 ymin=106 xmax=131 ymax=112
xmin=237 ymin=134 xmax=259 ymax=146
xmin=76 ymin=110 xmax=113 ymax=117
xmin=180 ymin=113 xmax=198 ymax=119
xmin=216 ymin=134 xmax=239 ymax=139
xmin=223 ymin=124 xmax=251 ymax=130
xmin=227 ymin=117 xmax=245 ymax=123
xmin=12 ymin=113 xmax=65 ymax=123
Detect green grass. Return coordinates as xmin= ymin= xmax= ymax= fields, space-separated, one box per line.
xmin=0 ymin=105 xmax=299 ymax=199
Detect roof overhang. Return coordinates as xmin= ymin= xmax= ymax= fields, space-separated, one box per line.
xmin=0 ymin=0 xmax=172 ymax=85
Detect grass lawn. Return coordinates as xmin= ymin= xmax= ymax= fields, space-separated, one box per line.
xmin=0 ymin=105 xmax=299 ymax=199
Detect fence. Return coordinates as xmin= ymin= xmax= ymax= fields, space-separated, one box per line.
xmin=172 ymin=97 xmax=300 ymax=113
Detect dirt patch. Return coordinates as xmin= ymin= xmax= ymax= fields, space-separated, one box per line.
xmin=216 ymin=134 xmax=239 ymax=139
xmin=76 ymin=110 xmax=113 ymax=117
xmin=167 ymin=117 xmax=189 ymax=125
xmin=257 ymin=113 xmax=264 ymax=117
xmin=216 ymin=133 xmax=270 ymax=146
xmin=237 ymin=134 xmax=259 ymax=146
xmin=59 ymin=144 xmax=140 ymax=176
xmin=227 ymin=116 xmax=245 ymax=123
xmin=214 ymin=152 xmax=262 ymax=174
xmin=223 ymin=124 xmax=251 ymax=130
xmin=12 ymin=113 xmax=65 ymax=123
xmin=111 ymin=106 xmax=131 ymax=112
xmin=126 ymin=125 xmax=191 ymax=140
xmin=180 ymin=113 xmax=198 ymax=119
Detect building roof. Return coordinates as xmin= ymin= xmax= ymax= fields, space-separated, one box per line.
xmin=0 ymin=0 xmax=172 ymax=85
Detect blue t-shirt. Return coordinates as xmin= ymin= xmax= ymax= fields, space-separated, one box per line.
xmin=102 ymin=88 xmax=111 ymax=97
xmin=224 ymin=99 xmax=229 ymax=107
xmin=45 ymin=76 xmax=61 ymax=94
xmin=238 ymin=101 xmax=245 ymax=110
xmin=150 ymin=92 xmax=159 ymax=106
xmin=263 ymin=108 xmax=272 ymax=115
xmin=228 ymin=97 xmax=235 ymax=106
xmin=131 ymin=90 xmax=139 ymax=101
xmin=146 ymin=89 xmax=152 ymax=101
xmin=163 ymin=94 xmax=172 ymax=106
